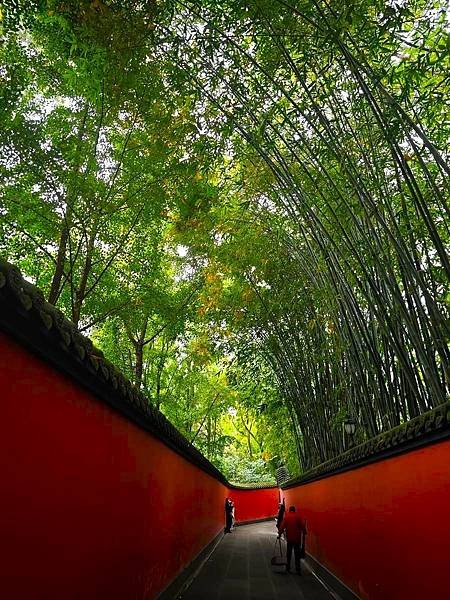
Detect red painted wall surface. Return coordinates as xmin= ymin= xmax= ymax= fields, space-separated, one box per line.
xmin=0 ymin=331 xmax=276 ymax=599
xmin=283 ymin=440 xmax=450 ymax=599
xmin=230 ymin=487 xmax=278 ymax=524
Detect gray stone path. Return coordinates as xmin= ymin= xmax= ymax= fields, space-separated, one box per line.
xmin=179 ymin=521 xmax=336 ymax=600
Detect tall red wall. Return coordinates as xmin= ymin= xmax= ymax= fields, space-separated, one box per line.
xmin=0 ymin=331 xmax=277 ymax=599
xmin=230 ymin=487 xmax=278 ymax=524
xmin=283 ymin=440 xmax=450 ymax=599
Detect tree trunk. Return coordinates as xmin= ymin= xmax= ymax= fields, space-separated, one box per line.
xmin=48 ymin=104 xmax=89 ymax=306
xmin=48 ymin=221 xmax=70 ymax=304
xmin=71 ymin=228 xmax=96 ymax=326
xmin=135 ymin=342 xmax=144 ymax=388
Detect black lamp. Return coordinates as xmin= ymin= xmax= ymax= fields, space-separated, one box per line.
xmin=344 ymin=416 xmax=356 ymax=436
xmin=344 ymin=416 xmax=357 ymax=449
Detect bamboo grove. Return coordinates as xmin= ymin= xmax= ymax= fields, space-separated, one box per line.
xmin=0 ymin=0 xmax=449 ymax=474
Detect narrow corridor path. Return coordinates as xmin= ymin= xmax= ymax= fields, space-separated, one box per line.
xmin=180 ymin=521 xmax=336 ymax=600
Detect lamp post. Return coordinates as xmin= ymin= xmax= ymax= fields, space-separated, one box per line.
xmin=276 ymin=463 xmax=290 ymax=487
xmin=344 ymin=416 xmax=356 ymax=448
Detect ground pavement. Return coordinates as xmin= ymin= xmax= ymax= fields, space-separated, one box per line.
xmin=179 ymin=521 xmax=336 ymax=600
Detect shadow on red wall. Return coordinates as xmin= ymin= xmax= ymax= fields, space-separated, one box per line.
xmin=0 ymin=332 xmax=279 ymax=599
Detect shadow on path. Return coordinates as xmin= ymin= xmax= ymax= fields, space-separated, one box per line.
xmin=179 ymin=521 xmax=336 ymax=600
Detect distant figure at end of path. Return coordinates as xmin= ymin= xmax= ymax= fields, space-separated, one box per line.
xmin=278 ymin=505 xmax=307 ymax=574
xmin=224 ymin=497 xmax=234 ymax=533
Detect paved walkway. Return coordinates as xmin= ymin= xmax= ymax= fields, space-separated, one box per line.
xmin=180 ymin=521 xmax=336 ymax=600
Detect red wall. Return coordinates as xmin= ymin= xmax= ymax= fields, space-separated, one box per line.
xmin=0 ymin=331 xmax=277 ymax=599
xmin=5 ymin=325 xmax=448 ymax=600
xmin=283 ymin=440 xmax=450 ymax=599
xmin=230 ymin=487 xmax=278 ymax=524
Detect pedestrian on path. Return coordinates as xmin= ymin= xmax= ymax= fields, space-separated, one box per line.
xmin=224 ymin=497 xmax=234 ymax=533
xmin=278 ymin=505 xmax=307 ymax=574
xmin=230 ymin=498 xmax=235 ymax=529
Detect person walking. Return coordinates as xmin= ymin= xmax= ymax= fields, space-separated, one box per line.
xmin=278 ymin=505 xmax=307 ymax=574
xmin=224 ymin=497 xmax=234 ymax=533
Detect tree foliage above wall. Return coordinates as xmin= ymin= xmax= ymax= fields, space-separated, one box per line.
xmin=0 ymin=0 xmax=448 ymax=478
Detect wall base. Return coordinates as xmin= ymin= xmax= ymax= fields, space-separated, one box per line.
xmin=158 ymin=529 xmax=224 ymax=599
xmin=306 ymin=554 xmax=360 ymax=600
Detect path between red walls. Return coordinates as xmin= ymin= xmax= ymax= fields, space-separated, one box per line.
xmin=4 ymin=328 xmax=449 ymax=600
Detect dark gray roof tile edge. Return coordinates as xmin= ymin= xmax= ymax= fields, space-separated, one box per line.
xmin=0 ymin=260 xmax=278 ymax=491
xmin=0 ymin=259 xmax=229 ymax=484
xmin=228 ymin=482 xmax=277 ymax=490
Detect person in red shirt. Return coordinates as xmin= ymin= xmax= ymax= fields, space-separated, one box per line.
xmin=278 ymin=505 xmax=307 ymax=574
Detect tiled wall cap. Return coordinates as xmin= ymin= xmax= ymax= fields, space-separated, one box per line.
xmin=282 ymin=402 xmax=450 ymax=488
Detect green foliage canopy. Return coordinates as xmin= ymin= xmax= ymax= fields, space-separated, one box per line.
xmin=0 ymin=0 xmax=448 ymax=479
